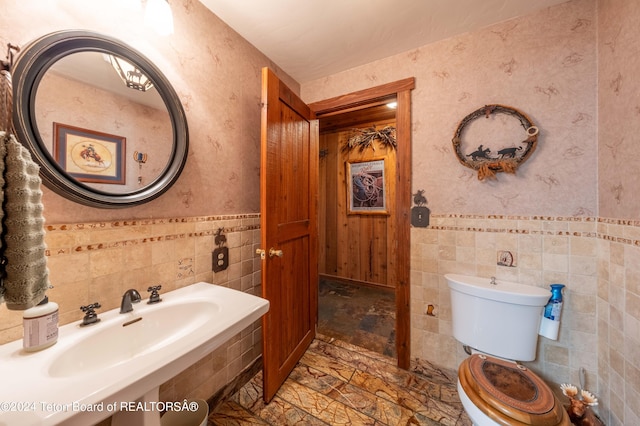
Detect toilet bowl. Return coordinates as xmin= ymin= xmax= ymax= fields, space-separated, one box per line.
xmin=457 ymin=353 xmax=569 ymax=425
xmin=445 ymin=274 xmax=570 ymax=426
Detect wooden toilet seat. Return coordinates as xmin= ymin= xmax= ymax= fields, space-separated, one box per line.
xmin=458 ymin=354 xmax=569 ymax=425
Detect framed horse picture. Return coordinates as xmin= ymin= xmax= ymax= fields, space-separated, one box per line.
xmin=53 ymin=123 xmax=126 ymax=184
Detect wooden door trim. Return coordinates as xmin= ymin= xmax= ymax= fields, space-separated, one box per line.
xmin=394 ymin=88 xmax=412 ymax=369
xmin=309 ymin=77 xmax=415 ymax=369
xmin=310 ymin=77 xmax=415 ymax=116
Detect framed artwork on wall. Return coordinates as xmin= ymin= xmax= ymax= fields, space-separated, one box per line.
xmin=53 ymin=123 xmax=126 ymax=184
xmin=346 ymin=158 xmax=388 ymax=215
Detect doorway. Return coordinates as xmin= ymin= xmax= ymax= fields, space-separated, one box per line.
xmin=317 ymin=102 xmax=398 ymax=356
xmin=309 ymin=77 xmax=414 ymax=368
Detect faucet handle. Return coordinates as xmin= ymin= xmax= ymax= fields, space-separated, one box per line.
xmin=81 ymin=302 xmax=101 ymax=312
xmin=147 ymin=285 xmax=162 ymax=304
xmin=80 ymin=302 xmax=101 ymax=326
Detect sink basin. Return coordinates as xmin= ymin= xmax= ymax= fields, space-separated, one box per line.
xmin=0 ymin=282 xmax=269 ymax=426
xmin=49 ymin=301 xmax=219 ymax=377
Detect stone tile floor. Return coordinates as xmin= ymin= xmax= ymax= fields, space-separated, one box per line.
xmin=209 ymin=335 xmax=472 ymax=425
xmin=317 ymin=280 xmax=397 ymax=358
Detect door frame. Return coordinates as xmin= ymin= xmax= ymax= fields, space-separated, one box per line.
xmin=309 ymin=77 xmax=415 ymax=369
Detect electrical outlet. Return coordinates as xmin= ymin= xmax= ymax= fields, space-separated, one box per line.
xmin=212 ymin=247 xmax=229 ymax=272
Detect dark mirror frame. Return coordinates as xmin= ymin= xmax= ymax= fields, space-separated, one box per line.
xmin=12 ymin=30 xmax=188 ymax=208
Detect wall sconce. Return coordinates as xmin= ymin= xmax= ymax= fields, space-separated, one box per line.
xmin=134 ymin=151 xmax=148 ymax=183
xmin=144 ymin=0 xmax=174 ymax=36
xmin=108 ymin=55 xmax=154 ymax=92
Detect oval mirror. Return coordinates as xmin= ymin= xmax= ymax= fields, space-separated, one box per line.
xmin=12 ymin=30 xmax=188 ymax=208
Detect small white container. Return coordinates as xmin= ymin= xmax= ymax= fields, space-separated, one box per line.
xmin=539 ymin=316 xmax=561 ymax=340
xmin=23 ymin=296 xmax=59 ymax=352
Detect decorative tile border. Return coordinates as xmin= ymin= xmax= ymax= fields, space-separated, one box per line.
xmin=424 ymin=214 xmax=640 ymax=247
xmin=42 ymin=213 xmax=640 ymax=258
xmin=597 ymin=217 xmax=640 ymax=247
xmin=598 ymin=217 xmax=640 ymax=226
xmin=44 ymin=214 xmax=260 ymax=232
xmin=427 ymin=214 xmax=597 ymax=235
xmin=432 ymin=214 xmax=597 ymax=221
xmin=44 ymin=214 xmax=260 ymax=257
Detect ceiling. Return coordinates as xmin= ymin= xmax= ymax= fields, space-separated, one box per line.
xmin=318 ymin=100 xmax=397 ymax=132
xmin=199 ymin=0 xmax=571 ymax=84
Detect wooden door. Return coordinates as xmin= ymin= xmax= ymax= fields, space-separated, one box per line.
xmin=259 ymin=67 xmax=318 ymax=403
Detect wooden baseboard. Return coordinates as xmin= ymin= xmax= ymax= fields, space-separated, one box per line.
xmin=319 ymin=273 xmax=395 ymax=292
xmin=207 ymin=356 xmax=263 ymax=412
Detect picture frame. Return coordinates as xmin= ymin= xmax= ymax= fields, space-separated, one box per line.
xmin=346 ymin=158 xmax=388 ymax=214
xmin=53 ymin=123 xmax=126 ymax=184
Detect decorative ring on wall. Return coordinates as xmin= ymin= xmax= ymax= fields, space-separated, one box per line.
xmin=452 ymin=104 xmax=538 ymax=181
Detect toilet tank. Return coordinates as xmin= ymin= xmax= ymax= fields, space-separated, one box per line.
xmin=445 ymin=274 xmax=550 ymax=361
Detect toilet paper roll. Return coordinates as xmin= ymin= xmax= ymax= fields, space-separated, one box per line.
xmin=539 ymin=316 xmax=560 ymax=340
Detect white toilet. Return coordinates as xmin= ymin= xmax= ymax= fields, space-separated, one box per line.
xmin=445 ymin=274 xmax=570 ymax=426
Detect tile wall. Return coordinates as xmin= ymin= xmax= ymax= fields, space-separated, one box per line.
xmin=411 ymin=214 xmax=598 ymax=382
xmin=411 ymin=213 xmax=640 ymax=425
xmin=596 ymin=219 xmax=640 ymax=425
xmin=0 ymin=213 xmax=263 ymax=404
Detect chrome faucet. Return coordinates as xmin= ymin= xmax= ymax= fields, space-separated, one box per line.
xmin=120 ymin=289 xmax=142 ymax=313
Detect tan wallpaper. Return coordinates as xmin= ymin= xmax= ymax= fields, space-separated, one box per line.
xmin=598 ymin=0 xmax=640 ymax=220
xmin=303 ymin=0 xmax=597 ymax=218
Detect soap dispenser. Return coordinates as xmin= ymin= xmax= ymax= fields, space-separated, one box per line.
xmin=539 ymin=284 xmax=564 ymax=340
xmin=23 ymin=296 xmax=59 ymax=352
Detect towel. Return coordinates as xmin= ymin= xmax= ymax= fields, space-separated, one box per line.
xmin=0 ymin=130 xmax=50 ymax=310
xmin=1 ymin=70 xmax=13 ymax=135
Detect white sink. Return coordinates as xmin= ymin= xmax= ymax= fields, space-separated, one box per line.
xmin=49 ymin=301 xmax=219 ymax=378
xmin=0 ymin=283 xmax=269 ymax=426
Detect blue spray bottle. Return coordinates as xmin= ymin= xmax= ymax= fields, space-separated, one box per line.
xmin=539 ymin=284 xmax=564 ymax=340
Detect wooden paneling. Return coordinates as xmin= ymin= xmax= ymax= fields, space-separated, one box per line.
xmin=319 ymin=118 xmax=396 ymax=288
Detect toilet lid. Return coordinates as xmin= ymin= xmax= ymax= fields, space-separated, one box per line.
xmin=459 ymin=354 xmax=567 ymax=425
